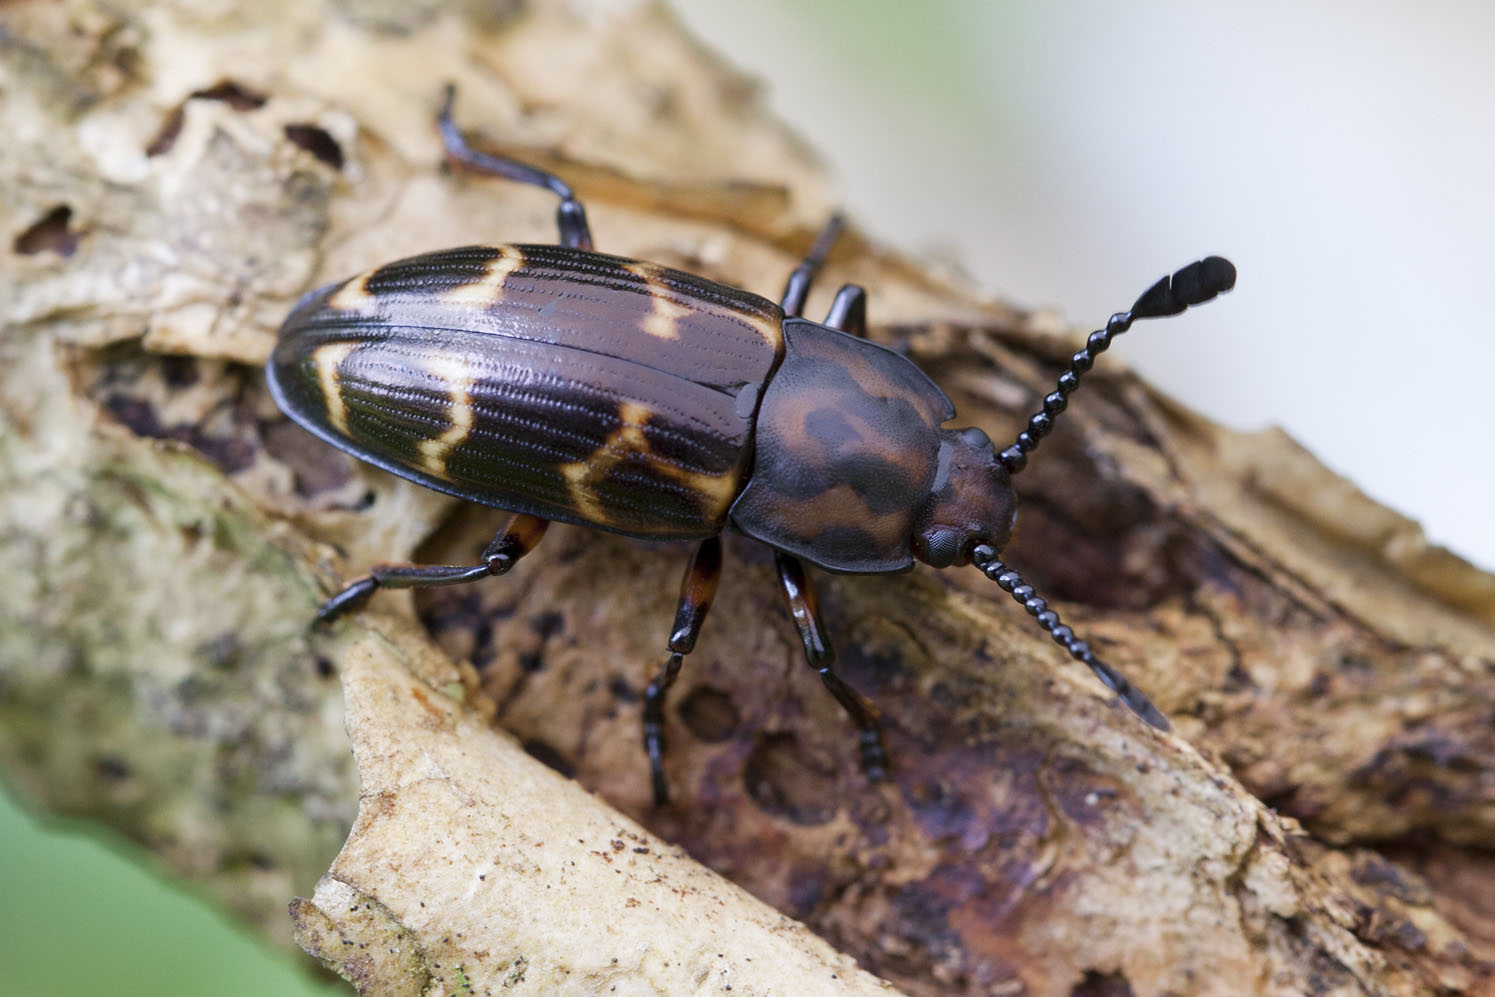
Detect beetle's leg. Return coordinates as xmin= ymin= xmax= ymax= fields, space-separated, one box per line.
xmin=642 ymin=536 xmax=723 ymax=805
xmin=823 ymin=284 xmax=868 ymax=337
xmin=774 ymin=552 xmax=888 ymax=783
xmin=437 ymin=84 xmax=593 ymax=250
xmin=316 ymin=514 xmax=549 ymax=624
xmin=779 ymin=213 xmax=845 ymax=317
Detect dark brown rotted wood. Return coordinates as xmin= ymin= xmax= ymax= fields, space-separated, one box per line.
xmin=268 ymin=243 xmax=785 ymax=539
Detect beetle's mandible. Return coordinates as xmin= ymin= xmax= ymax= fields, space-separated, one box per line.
xmin=267 ymin=86 xmax=1237 ymax=804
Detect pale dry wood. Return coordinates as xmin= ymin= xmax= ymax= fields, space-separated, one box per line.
xmin=1 ymin=1 xmax=1491 ymax=995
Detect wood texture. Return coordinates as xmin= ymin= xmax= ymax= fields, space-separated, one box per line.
xmin=1 ymin=1 xmax=1491 ymax=994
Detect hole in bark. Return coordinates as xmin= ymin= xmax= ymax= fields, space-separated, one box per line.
xmin=284 ymin=123 xmax=344 ymax=170
xmin=146 ymin=79 xmax=269 ymax=156
xmin=744 ymin=733 xmax=839 ymax=825
xmin=14 ymin=205 xmax=80 ymax=257
xmin=678 ymin=686 xmax=739 ymax=742
xmin=1071 ymin=969 xmax=1133 ymax=997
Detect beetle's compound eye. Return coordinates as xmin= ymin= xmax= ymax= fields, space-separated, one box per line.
xmin=912 ymin=426 xmax=1018 ymax=569
xmin=919 ymin=528 xmax=962 ymax=568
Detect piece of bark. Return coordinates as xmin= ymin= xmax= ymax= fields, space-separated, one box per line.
xmin=1 ymin=1 xmax=1492 ymax=995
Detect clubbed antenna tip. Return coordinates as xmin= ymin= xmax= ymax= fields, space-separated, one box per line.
xmin=997 ymin=255 xmax=1236 ymax=475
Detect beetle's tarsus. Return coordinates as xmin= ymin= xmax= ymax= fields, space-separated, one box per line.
xmin=315 ymin=576 xmax=378 ymax=624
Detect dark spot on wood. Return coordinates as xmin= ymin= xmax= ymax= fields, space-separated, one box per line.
xmin=530 ymin=610 xmax=565 ymax=641
xmin=784 ymin=864 xmax=827 ymax=920
xmin=607 ymin=675 xmax=639 ymax=704
xmin=1045 ymin=756 xmax=1122 ymax=830
xmin=94 ymin=756 xmax=132 ymax=781
xmin=160 ymin=355 xmax=200 ymax=388
xmin=522 ymin=739 xmax=574 ymax=778
xmin=678 ymin=686 xmax=738 ymax=742
xmin=193 ymin=79 xmax=267 ymax=110
xmin=145 ymin=106 xmax=185 ymax=156
xmin=147 ymin=80 xmax=267 ymax=156
xmin=14 ymin=205 xmax=80 ymax=257
xmin=834 ymin=640 xmax=903 ymax=698
xmin=314 ymin=655 xmax=336 ymax=679
xmin=188 ymin=430 xmax=256 ymax=474
xmin=1072 ymin=969 xmax=1134 ymax=997
xmin=518 ymin=651 xmax=544 ymax=673
xmin=743 ymin=733 xmax=838 ymax=826
xmin=284 ymin=123 xmax=344 ymax=170
xmin=104 ymin=395 xmax=163 ymax=436
xmin=261 ymin=418 xmax=354 ymax=497
xmin=904 ymin=778 xmax=979 ymax=844
xmin=196 ymin=633 xmax=242 ymax=670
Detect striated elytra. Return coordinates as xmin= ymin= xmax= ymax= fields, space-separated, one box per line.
xmin=267 ymin=86 xmax=1236 ymax=804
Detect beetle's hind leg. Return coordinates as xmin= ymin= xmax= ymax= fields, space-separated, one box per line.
xmin=774 ymin=552 xmax=888 ymax=784
xmin=316 ymin=513 xmax=548 ymax=623
xmin=437 ymin=85 xmax=593 ymax=251
xmin=642 ymin=536 xmax=723 ymax=805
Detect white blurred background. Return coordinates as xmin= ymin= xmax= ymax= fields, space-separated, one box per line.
xmin=672 ymin=0 xmax=1495 ymax=572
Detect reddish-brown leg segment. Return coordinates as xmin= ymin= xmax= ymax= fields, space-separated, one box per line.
xmin=642 ymin=536 xmax=723 ymax=804
xmin=774 ymin=552 xmax=888 ymax=782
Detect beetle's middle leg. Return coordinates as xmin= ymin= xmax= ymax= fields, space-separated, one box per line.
xmin=316 ymin=513 xmax=549 ymax=623
xmin=777 ymin=213 xmax=871 ymax=340
xmin=437 ymin=85 xmax=593 ymax=251
xmin=774 ymin=552 xmax=888 ymax=784
xmin=642 ymin=536 xmax=723 ymax=805
xmin=779 ymin=214 xmax=845 ymax=317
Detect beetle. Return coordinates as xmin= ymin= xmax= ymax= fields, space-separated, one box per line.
xmin=267 ymin=86 xmax=1236 ymax=804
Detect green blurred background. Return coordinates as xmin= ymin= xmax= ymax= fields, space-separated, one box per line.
xmin=5 ymin=1 xmax=1492 ymax=994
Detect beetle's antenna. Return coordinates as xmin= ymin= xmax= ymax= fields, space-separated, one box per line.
xmin=968 ymin=543 xmax=1170 ymax=730
xmin=997 ymin=256 xmax=1236 ymax=475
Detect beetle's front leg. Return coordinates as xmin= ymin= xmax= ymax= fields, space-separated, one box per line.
xmin=316 ymin=514 xmax=549 ymax=623
xmin=774 ymin=552 xmax=888 ymax=783
xmin=642 ymin=536 xmax=723 ymax=805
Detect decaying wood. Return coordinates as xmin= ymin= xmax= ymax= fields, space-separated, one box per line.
xmin=1 ymin=1 xmax=1492 ymax=995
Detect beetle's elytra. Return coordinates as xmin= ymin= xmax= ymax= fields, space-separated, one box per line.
xmin=268 ymin=86 xmax=1236 ymax=803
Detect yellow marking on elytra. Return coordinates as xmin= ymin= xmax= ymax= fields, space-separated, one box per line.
xmin=747 ymin=310 xmax=785 ymax=350
xmin=624 ymin=263 xmax=693 ymax=341
xmin=326 ymin=274 xmax=379 ymax=312
xmin=313 ymin=342 xmax=359 ymax=436
xmin=416 ymin=355 xmax=478 ymax=479
xmin=442 ymin=247 xmax=527 ymax=308
xmin=558 ymin=401 xmax=740 ymax=525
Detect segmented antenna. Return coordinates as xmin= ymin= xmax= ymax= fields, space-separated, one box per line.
xmin=968 ymin=543 xmax=1169 ymax=730
xmin=998 ymin=256 xmax=1236 ymax=475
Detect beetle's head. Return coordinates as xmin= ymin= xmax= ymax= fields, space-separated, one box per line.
xmin=911 ymin=426 xmax=1017 ymax=568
